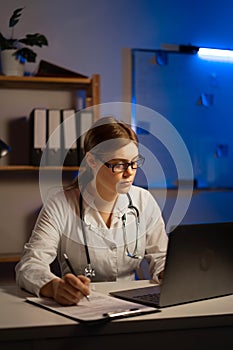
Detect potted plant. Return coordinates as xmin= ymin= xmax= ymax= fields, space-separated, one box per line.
xmin=0 ymin=7 xmax=48 ymax=76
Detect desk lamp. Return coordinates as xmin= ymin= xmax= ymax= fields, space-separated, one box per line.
xmin=0 ymin=139 xmax=11 ymax=158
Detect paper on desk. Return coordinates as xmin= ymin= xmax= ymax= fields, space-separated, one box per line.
xmin=26 ymin=291 xmax=158 ymax=323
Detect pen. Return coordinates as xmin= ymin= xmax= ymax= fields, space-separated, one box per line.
xmin=63 ymin=253 xmax=90 ymax=301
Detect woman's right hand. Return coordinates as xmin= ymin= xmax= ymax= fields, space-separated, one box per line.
xmin=40 ymin=274 xmax=90 ymax=305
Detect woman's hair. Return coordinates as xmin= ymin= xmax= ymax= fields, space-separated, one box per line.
xmin=66 ymin=116 xmax=138 ymax=190
xmin=84 ymin=116 xmax=138 ymax=154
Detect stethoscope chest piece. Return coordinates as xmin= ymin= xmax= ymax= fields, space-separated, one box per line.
xmin=84 ymin=263 xmax=96 ymax=279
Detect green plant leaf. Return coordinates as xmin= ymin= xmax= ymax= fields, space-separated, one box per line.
xmin=19 ymin=33 xmax=48 ymax=47
xmin=9 ymin=8 xmax=24 ymax=28
xmin=0 ymin=33 xmax=17 ymax=49
xmin=14 ymin=47 xmax=37 ymax=63
xmin=1 ymin=7 xmax=48 ymax=63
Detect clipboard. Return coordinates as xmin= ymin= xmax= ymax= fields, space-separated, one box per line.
xmin=26 ymin=291 xmax=159 ymax=324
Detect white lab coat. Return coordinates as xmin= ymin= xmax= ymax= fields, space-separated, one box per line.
xmin=15 ymin=185 xmax=168 ymax=296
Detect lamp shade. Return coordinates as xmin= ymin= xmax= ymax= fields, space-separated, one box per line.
xmin=0 ymin=139 xmax=11 ymax=158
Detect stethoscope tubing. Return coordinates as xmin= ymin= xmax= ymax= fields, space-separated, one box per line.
xmin=79 ymin=192 xmax=140 ymax=279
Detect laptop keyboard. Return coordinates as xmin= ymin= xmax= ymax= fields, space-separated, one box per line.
xmin=110 ymin=286 xmax=161 ymax=307
xmin=134 ymin=292 xmax=160 ymax=304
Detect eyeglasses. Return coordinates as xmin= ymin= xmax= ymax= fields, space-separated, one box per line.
xmin=103 ymin=155 xmax=145 ymax=173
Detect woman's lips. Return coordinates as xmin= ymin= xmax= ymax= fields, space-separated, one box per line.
xmin=118 ymin=181 xmax=133 ymax=186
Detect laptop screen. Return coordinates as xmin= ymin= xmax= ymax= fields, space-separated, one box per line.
xmin=159 ymin=221 xmax=233 ymax=306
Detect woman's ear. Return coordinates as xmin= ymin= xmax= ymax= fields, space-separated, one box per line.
xmin=85 ymin=152 xmax=98 ymax=169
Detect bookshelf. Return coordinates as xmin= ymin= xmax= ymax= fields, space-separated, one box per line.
xmin=0 ymin=165 xmax=79 ymax=171
xmin=0 ymin=254 xmax=20 ymax=263
xmin=0 ymin=75 xmax=100 ymax=97
xmin=0 ymin=74 xmax=100 ymax=169
xmin=0 ymin=74 xmax=100 ymax=267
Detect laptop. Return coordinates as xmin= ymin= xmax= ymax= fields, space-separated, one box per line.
xmin=110 ymin=222 xmax=233 ymax=308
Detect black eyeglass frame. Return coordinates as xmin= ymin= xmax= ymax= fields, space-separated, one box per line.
xmin=103 ymin=155 xmax=145 ymax=173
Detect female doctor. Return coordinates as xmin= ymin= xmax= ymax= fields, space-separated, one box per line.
xmin=16 ymin=116 xmax=168 ymax=305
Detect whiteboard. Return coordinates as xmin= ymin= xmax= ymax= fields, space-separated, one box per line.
xmin=132 ymin=49 xmax=233 ymax=188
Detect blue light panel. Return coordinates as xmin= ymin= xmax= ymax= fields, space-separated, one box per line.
xmin=198 ymin=48 xmax=233 ymax=62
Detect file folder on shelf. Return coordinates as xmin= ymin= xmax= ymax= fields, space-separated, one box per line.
xmin=29 ymin=108 xmax=47 ymax=166
xmin=47 ymin=109 xmax=62 ymax=166
xmin=77 ymin=110 xmax=94 ymax=164
xmin=61 ymin=109 xmax=78 ymax=166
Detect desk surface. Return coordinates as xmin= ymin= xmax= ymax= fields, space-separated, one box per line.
xmin=0 ymin=280 xmax=232 ymax=349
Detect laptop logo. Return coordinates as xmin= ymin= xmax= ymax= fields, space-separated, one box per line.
xmin=199 ymin=248 xmax=215 ymax=271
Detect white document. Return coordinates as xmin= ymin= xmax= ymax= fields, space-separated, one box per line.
xmin=26 ymin=291 xmax=158 ymax=323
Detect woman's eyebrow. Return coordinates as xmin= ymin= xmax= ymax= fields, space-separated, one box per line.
xmin=108 ymin=156 xmax=139 ymax=163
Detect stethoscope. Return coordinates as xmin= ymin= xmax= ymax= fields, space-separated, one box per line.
xmin=79 ymin=192 xmax=141 ymax=280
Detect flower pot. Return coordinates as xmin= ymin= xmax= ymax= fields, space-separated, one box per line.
xmin=1 ymin=49 xmax=24 ymax=76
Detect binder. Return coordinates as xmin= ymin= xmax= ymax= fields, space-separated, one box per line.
xmin=77 ymin=110 xmax=94 ymax=163
xmin=46 ymin=109 xmax=62 ymax=166
xmin=29 ymin=108 xmax=47 ymax=166
xmin=61 ymin=109 xmax=78 ymax=166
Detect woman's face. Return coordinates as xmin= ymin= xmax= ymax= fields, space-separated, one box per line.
xmin=94 ymin=142 xmax=139 ymax=201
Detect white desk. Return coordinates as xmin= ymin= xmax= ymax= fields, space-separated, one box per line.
xmin=0 ymin=280 xmax=232 ymax=350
